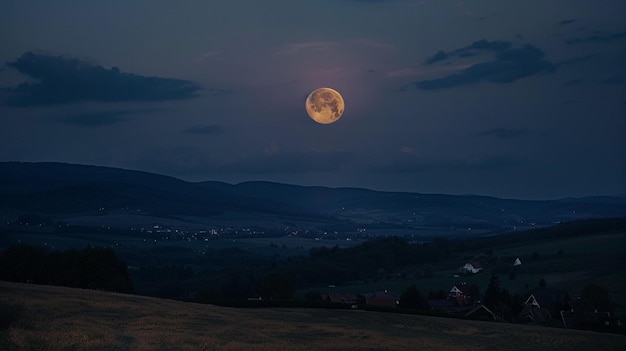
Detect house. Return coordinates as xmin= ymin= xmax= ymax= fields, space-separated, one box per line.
xmin=464 ymin=304 xmax=498 ymax=321
xmin=560 ymin=309 xmax=614 ymax=330
xmin=427 ymin=298 xmax=469 ymax=315
xmin=448 ymin=283 xmax=478 ymax=306
xmin=322 ymin=293 xmax=358 ymax=307
xmin=427 ymin=283 xmax=479 ymax=315
xmin=518 ymin=292 xmax=557 ymax=325
xmin=513 ymin=257 xmax=522 ymax=266
xmin=560 ymin=298 xmax=619 ymax=330
xmin=365 ymin=290 xmax=398 ymax=309
xmin=448 ymin=285 xmax=468 ymax=305
xmin=459 ymin=261 xmax=483 ymax=274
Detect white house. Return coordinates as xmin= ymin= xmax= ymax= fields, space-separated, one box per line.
xmin=460 ymin=261 xmax=483 ymax=274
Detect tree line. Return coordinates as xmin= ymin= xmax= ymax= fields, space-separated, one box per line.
xmin=0 ymin=245 xmax=133 ymax=293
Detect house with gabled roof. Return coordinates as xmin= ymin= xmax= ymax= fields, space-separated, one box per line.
xmin=518 ymin=292 xmax=557 ymax=325
xmin=560 ymin=297 xmax=619 ymax=330
xmin=322 ymin=293 xmax=358 ymax=307
xmin=365 ymin=290 xmax=398 ymax=309
xmin=448 ymin=283 xmax=479 ymax=307
xmin=429 ymin=283 xmax=481 ymax=315
xmin=464 ymin=304 xmax=498 ymax=321
xmin=459 ymin=261 xmax=483 ymax=274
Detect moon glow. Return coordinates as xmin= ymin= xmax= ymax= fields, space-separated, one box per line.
xmin=305 ymin=87 xmax=345 ymax=124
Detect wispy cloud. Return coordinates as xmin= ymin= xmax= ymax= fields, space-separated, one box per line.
xmin=566 ymin=31 xmax=626 ymax=44
xmin=424 ymin=40 xmax=511 ymax=65
xmin=3 ymin=51 xmax=201 ymax=106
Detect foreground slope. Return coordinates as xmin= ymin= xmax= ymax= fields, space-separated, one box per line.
xmin=1 ymin=281 xmax=625 ymax=351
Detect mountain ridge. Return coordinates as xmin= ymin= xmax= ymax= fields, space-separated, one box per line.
xmin=1 ymin=161 xmax=624 ymax=234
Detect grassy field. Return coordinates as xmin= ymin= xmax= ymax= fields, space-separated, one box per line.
xmin=2 ymin=281 xmax=625 ymax=351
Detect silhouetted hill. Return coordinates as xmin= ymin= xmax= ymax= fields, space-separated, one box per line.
xmin=0 ymin=162 xmax=234 ymax=215
xmin=199 ymin=180 xmax=626 ymax=228
xmin=1 ymin=162 xmax=625 ymax=232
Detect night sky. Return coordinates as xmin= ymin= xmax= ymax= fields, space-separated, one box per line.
xmin=1 ymin=0 xmax=625 ymax=200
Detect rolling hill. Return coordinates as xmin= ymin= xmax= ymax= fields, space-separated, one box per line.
xmin=2 ymin=281 xmax=625 ymax=351
xmin=1 ymin=161 xmax=625 ymax=234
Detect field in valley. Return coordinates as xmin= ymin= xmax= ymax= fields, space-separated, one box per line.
xmin=2 ymin=281 xmax=625 ymax=351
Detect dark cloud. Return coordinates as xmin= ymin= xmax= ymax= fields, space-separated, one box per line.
xmin=409 ymin=43 xmax=556 ymax=90
xmin=56 ymin=110 xmax=151 ymax=127
xmin=183 ymin=125 xmax=222 ymax=135
xmin=466 ymin=40 xmax=511 ymax=51
xmin=425 ymin=51 xmax=448 ymax=65
xmin=566 ymin=31 xmax=626 ymax=44
xmin=424 ymin=40 xmax=511 ymax=65
xmin=3 ymin=51 xmax=201 ymax=106
xmin=476 ymin=128 xmax=531 ymax=139
xmin=559 ymin=19 xmax=576 ymax=25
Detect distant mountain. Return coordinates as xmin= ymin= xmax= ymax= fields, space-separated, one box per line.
xmin=199 ymin=180 xmax=626 ymax=227
xmin=1 ymin=162 xmax=624 ymax=234
xmin=0 ymin=162 xmax=244 ymax=216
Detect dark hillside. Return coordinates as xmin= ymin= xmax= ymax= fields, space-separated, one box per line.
xmin=2 ymin=281 xmax=625 ymax=351
xmin=1 ymin=162 xmax=625 ymax=232
xmin=200 ymin=180 xmax=626 ymax=229
xmin=0 ymin=162 xmax=273 ymax=216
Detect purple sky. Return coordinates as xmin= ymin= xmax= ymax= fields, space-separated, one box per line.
xmin=1 ymin=0 xmax=625 ymax=200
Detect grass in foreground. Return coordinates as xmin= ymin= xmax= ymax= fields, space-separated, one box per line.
xmin=1 ymin=281 xmax=625 ymax=351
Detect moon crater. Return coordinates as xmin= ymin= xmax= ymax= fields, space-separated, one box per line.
xmin=305 ymin=87 xmax=345 ymax=124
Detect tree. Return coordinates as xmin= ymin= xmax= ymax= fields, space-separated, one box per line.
xmin=580 ymin=283 xmax=615 ymax=312
xmin=0 ymin=245 xmax=133 ymax=293
xmin=483 ymin=275 xmax=520 ymax=321
xmin=466 ymin=284 xmax=481 ymax=305
xmin=483 ymin=274 xmax=502 ymax=310
xmin=260 ymin=272 xmax=294 ymax=300
xmin=432 ymin=237 xmax=450 ymax=258
xmin=0 ymin=245 xmax=48 ymax=284
xmin=509 ymin=271 xmax=516 ymax=280
xmin=428 ymin=289 xmax=447 ymax=300
xmin=399 ymin=284 xmax=427 ymax=309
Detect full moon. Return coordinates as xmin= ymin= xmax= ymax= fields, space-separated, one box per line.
xmin=305 ymin=87 xmax=345 ymax=124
